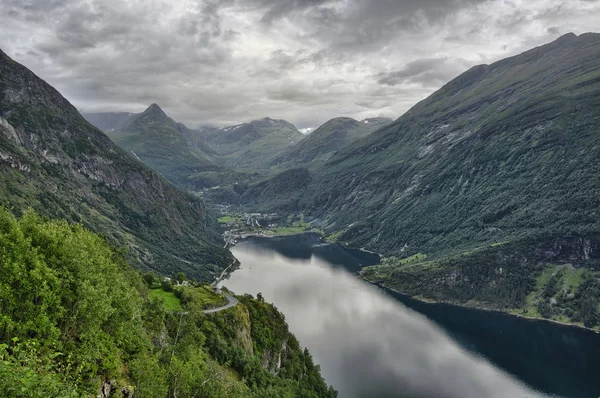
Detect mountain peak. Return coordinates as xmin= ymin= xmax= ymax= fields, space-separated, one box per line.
xmin=143 ymin=103 xmax=168 ymax=118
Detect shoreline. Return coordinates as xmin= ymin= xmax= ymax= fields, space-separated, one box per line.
xmin=224 ymin=230 xmax=321 ymax=247
xmin=222 ymin=230 xmax=598 ymax=334
xmin=365 ymin=277 xmax=600 ymax=334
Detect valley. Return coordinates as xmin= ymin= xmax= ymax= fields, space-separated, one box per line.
xmin=1 ymin=10 xmax=600 ymax=396
xmin=83 ymin=33 xmax=600 ymax=332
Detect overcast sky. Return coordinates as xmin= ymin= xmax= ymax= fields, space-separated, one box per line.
xmin=1 ymin=0 xmax=599 ymax=130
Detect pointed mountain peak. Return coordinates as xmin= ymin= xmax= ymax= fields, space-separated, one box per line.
xmin=143 ymin=103 xmax=168 ymax=118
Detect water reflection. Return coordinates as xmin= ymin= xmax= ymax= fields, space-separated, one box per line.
xmin=220 ymin=236 xmax=546 ymax=398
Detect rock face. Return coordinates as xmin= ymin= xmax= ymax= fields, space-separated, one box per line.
xmin=0 ymin=49 xmax=233 ymax=280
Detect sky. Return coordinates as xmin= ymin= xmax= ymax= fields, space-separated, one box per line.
xmin=1 ymin=0 xmax=599 ymax=130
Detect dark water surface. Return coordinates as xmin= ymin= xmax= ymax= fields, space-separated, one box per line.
xmin=220 ymin=233 xmax=600 ymax=398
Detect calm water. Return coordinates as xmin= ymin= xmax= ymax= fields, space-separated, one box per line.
xmin=220 ymin=233 xmax=600 ymax=398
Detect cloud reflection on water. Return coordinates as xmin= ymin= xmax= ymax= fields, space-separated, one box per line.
xmin=221 ymin=242 xmax=546 ymax=398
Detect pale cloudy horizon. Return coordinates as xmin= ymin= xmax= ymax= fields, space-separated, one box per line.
xmin=1 ymin=0 xmax=599 ymax=130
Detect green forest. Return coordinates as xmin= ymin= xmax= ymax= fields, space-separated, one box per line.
xmin=0 ymin=208 xmax=336 ymax=397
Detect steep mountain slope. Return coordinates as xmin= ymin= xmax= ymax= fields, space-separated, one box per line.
xmin=241 ymin=168 xmax=312 ymax=211
xmin=272 ymin=117 xmax=392 ymax=168
xmin=307 ymin=32 xmax=600 ymax=255
xmin=241 ymin=33 xmax=600 ymax=324
xmin=86 ymin=104 xmax=251 ymax=190
xmin=203 ymin=117 xmax=305 ymax=170
xmin=0 ymin=48 xmax=233 ymax=280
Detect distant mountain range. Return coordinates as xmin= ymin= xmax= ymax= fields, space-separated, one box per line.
xmin=272 ymin=117 xmax=392 ymax=168
xmin=84 ymin=104 xmax=252 ymax=190
xmin=0 ymin=49 xmax=233 ymax=280
xmin=201 ymin=117 xmax=305 ymax=170
xmin=84 ymin=106 xmax=393 ymax=194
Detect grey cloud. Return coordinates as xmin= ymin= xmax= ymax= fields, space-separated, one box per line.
xmin=0 ymin=0 xmax=599 ymax=129
xmin=258 ymin=0 xmax=334 ymax=23
xmin=377 ymin=57 xmax=469 ymax=87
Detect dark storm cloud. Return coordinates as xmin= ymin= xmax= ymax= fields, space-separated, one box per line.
xmin=0 ymin=0 xmax=598 ymax=129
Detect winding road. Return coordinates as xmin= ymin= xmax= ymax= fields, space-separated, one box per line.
xmin=203 ymin=294 xmax=238 ymax=314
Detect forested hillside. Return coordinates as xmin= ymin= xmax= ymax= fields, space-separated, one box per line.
xmin=302 ymin=33 xmax=600 ymax=256
xmin=0 ymin=49 xmax=232 ymax=280
xmin=0 ymin=208 xmax=336 ymax=397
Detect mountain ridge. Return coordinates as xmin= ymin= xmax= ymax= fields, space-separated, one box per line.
xmin=201 ymin=117 xmax=305 ymax=170
xmin=272 ymin=116 xmax=392 ymax=168
xmin=85 ymin=103 xmax=250 ymax=190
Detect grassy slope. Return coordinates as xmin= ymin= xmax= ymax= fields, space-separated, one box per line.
xmin=149 ymin=288 xmax=183 ymax=311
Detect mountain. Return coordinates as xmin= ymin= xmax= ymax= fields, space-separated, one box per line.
xmin=272 ymin=116 xmax=392 ymax=168
xmin=203 ymin=117 xmax=305 ymax=170
xmin=84 ymin=105 xmax=252 ymax=190
xmin=0 ymin=48 xmax=233 ymax=280
xmin=242 ymin=33 xmax=600 ymax=324
xmin=308 ymin=32 xmax=600 ymax=254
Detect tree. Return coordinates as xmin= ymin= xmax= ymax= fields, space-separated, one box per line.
xmin=173 ymin=272 xmax=187 ymax=285
xmin=142 ymin=272 xmax=157 ymax=287
xmin=162 ymin=279 xmax=174 ymax=292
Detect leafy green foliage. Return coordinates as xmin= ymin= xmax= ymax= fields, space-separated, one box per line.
xmin=0 ymin=208 xmax=336 ymax=397
xmin=0 ymin=340 xmax=77 ymax=398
